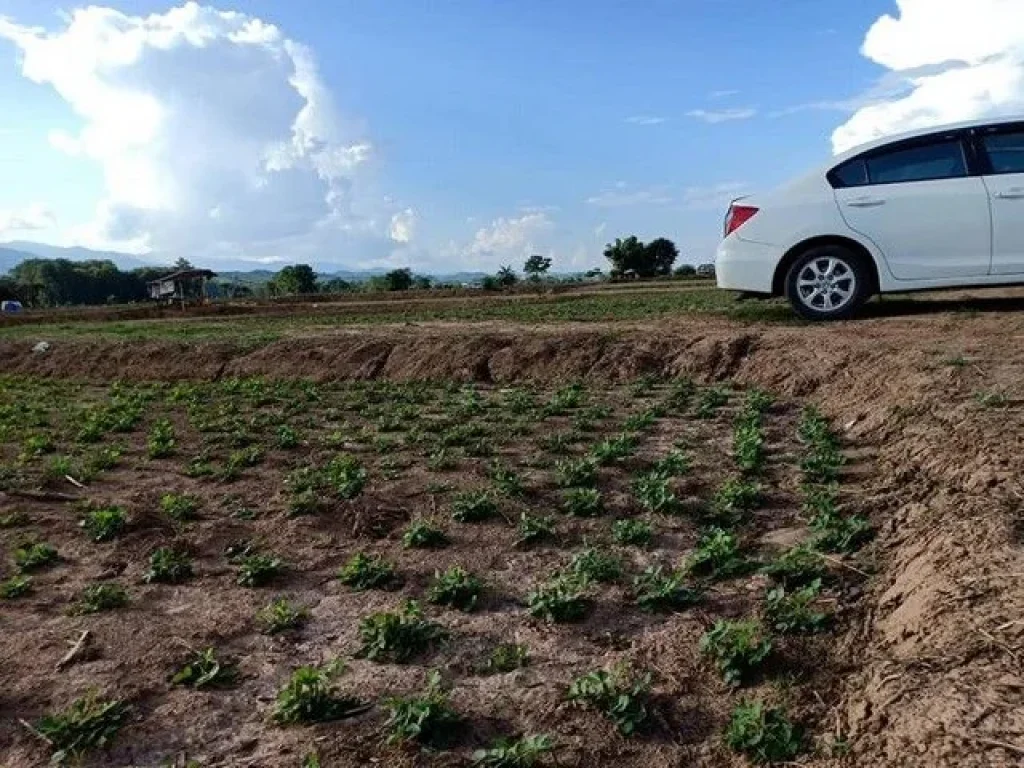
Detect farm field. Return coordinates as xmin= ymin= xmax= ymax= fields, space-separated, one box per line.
xmin=2 ymin=285 xmax=1024 ymax=767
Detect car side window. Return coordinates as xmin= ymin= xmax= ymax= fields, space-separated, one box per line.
xmin=864 ymin=140 xmax=967 ymax=185
xmin=980 ymin=130 xmax=1024 ymax=175
xmin=829 ymin=159 xmax=868 ymax=188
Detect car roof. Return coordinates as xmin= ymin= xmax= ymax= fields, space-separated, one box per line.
xmin=832 ymin=114 xmax=1024 ymax=164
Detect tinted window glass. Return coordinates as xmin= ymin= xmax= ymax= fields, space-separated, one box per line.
xmin=830 ymin=159 xmax=868 ymax=188
xmin=982 ymin=131 xmax=1024 ymax=174
xmin=866 ymin=140 xmax=966 ymax=184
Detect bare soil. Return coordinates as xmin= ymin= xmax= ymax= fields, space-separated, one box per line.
xmin=2 ymin=299 xmax=1024 ymax=767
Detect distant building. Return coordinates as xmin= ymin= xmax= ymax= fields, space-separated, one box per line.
xmin=147 ymin=269 xmax=216 ymax=304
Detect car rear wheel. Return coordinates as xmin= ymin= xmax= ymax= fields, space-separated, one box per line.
xmin=784 ymin=245 xmax=871 ymax=321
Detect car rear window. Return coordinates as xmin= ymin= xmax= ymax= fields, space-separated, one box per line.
xmin=981 ymin=130 xmax=1024 ymax=175
xmin=829 ymin=159 xmax=868 ymax=188
xmin=865 ymin=140 xmax=967 ymax=184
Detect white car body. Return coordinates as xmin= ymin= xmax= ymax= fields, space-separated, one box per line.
xmin=715 ymin=116 xmax=1024 ymax=310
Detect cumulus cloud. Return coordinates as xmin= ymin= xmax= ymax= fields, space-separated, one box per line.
xmin=833 ymin=0 xmax=1024 ymax=153
xmin=389 ymin=208 xmax=416 ymax=243
xmin=0 ymin=2 xmax=399 ymax=261
xmin=451 ymin=212 xmax=554 ymax=268
xmin=0 ymin=204 xmax=56 ymax=234
xmin=686 ymin=107 xmax=757 ymax=124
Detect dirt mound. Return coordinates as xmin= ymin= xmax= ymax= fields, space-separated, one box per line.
xmin=1 ymin=312 xmax=1023 ymax=766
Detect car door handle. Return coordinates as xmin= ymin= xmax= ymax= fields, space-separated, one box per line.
xmin=846 ymin=197 xmax=886 ymax=208
xmin=994 ymin=188 xmax=1024 ymax=199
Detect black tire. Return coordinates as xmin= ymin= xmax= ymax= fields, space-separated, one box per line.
xmin=784 ymin=245 xmax=873 ymax=321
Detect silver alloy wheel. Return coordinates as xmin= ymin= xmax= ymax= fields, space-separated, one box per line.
xmin=796 ymin=256 xmax=857 ymax=313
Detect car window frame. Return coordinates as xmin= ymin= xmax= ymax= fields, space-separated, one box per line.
xmin=828 ymin=130 xmax=976 ymax=189
xmin=970 ymin=121 xmax=1024 ymax=177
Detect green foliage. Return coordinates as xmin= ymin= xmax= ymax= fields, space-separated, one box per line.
xmin=147 ymin=419 xmax=176 ymax=458
xmin=612 ymin=518 xmax=653 ymax=546
xmin=357 ymin=600 xmax=445 ymax=662
xmin=72 ymin=582 xmax=128 ymax=615
xmin=160 ymin=492 xmax=200 ymax=522
xmin=473 ymin=734 xmax=554 ymax=767
xmin=590 ymin=433 xmax=636 ymax=465
xmin=527 ymin=572 xmax=590 ymax=623
xmin=710 ymin=477 xmax=762 ymax=525
xmin=725 ymin=701 xmax=802 ymax=764
xmin=554 ymin=457 xmax=597 ymax=488
xmin=567 ymin=667 xmax=652 ymax=735
xmin=485 ymin=643 xmax=530 ymax=674
xmin=733 ymin=416 xmax=765 ymax=474
xmin=810 ymin=508 xmax=873 ymax=554
xmin=761 ymin=544 xmax=826 ymax=587
xmin=632 ymin=470 xmax=679 ymax=514
xmin=275 ymin=424 xmax=300 ymax=449
xmin=764 ymin=579 xmax=829 ymax=634
xmin=79 ymin=505 xmax=126 ymax=542
xmin=171 ymin=647 xmax=237 ymax=688
xmin=562 ymin=487 xmax=603 ymax=517
xmin=36 ymin=693 xmax=129 ymax=764
xmin=384 ymin=671 xmax=461 ymax=746
xmin=144 ymin=547 xmax=193 ymax=584
xmin=258 ymin=597 xmax=310 ymax=633
xmin=523 ymin=254 xmax=553 ymax=279
xmin=21 ymin=432 xmax=54 ymax=459
xmin=428 ymin=565 xmax=482 ymax=611
xmin=323 ymin=453 xmax=368 ymax=499
xmin=451 ymin=489 xmax=498 ymax=522
xmin=0 ymin=510 xmax=29 ymax=528
xmin=633 ymin=565 xmax=702 ymax=612
xmin=686 ymin=528 xmax=752 ymax=580
xmin=569 ymin=546 xmax=622 ymax=583
xmin=695 ymin=386 xmax=729 ymax=418
xmin=699 ymin=620 xmax=772 ymax=686
xmin=338 ymin=552 xmax=395 ymax=590
xmin=273 ymin=264 xmax=319 ymax=295
xmin=15 ymin=541 xmax=58 ymax=571
xmin=653 ymin=448 xmax=689 ymax=476
xmin=604 ymin=235 xmax=677 ymax=277
xmin=515 ymin=512 xmax=556 ymax=547
xmin=489 ymin=461 xmax=525 ymax=497
xmin=273 ymin=663 xmax=365 ymax=725
xmin=236 ymin=553 xmax=282 ymax=587
xmin=402 ymin=519 xmax=449 ymax=549
xmin=664 ymin=377 xmax=696 ymax=411
xmin=798 ymin=406 xmax=844 ymax=484
xmin=1 ymin=574 xmax=32 ymax=598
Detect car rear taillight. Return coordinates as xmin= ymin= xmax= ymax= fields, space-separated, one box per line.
xmin=724 ymin=203 xmax=759 ymax=238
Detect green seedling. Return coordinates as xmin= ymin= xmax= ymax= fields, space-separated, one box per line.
xmin=569 ymin=546 xmax=622 ymax=583
xmin=147 ymin=419 xmax=176 ymax=458
xmin=402 ymin=520 xmax=450 ymax=549
xmin=632 ymin=470 xmax=679 ymax=514
xmin=79 ymin=505 xmax=126 ymax=542
xmin=567 ymin=667 xmax=651 ymax=736
xmin=489 ymin=461 xmax=525 ymax=497
xmin=236 ymin=553 xmax=282 ymax=587
xmin=276 ymin=425 xmax=300 ymax=449
xmin=612 ymin=518 xmax=653 ymax=546
xmin=273 ymin=663 xmax=366 ymax=725
xmin=338 ymin=552 xmax=395 ymax=590
xmin=811 ymin=512 xmax=873 ymax=554
xmin=654 ymin=448 xmax=689 ymax=476
xmin=451 ymin=490 xmax=498 ymax=522
xmin=1 ymin=574 xmax=32 ymax=598
xmin=562 ymin=487 xmax=603 ymax=517
xmin=15 ymin=541 xmax=58 ymax=571
xmin=686 ymin=528 xmax=752 ymax=580
xmin=528 ymin=572 xmax=589 ymax=623
xmin=695 ymin=386 xmax=729 ymax=418
xmin=72 ymin=583 xmax=128 ymax=615
xmin=357 ymin=600 xmax=445 ymax=663
xmin=515 ymin=512 xmax=556 ymax=547
xmin=472 ymin=734 xmax=554 ymax=767
xmin=171 ymin=647 xmax=237 ymax=689
xmin=384 ymin=670 xmax=461 ymax=746
xmin=764 ymin=579 xmax=829 ymax=634
xmin=710 ymin=478 xmax=762 ymax=525
xmin=633 ymin=565 xmax=702 ymax=612
xmin=160 ymin=492 xmax=200 ymax=522
xmin=428 ymin=565 xmax=482 ymax=612
xmin=725 ymin=700 xmax=802 ymax=764
xmin=554 ymin=457 xmax=598 ymax=488
xmin=761 ymin=544 xmax=826 ymax=587
xmin=144 ymin=547 xmax=193 ymax=584
xmin=700 ymin=620 xmax=772 ymax=686
xmin=484 ymin=643 xmax=530 ymax=674
xmin=258 ymin=597 xmax=310 ymax=634
xmin=36 ymin=693 xmax=129 ymax=764
xmin=590 ymin=433 xmax=636 ymax=465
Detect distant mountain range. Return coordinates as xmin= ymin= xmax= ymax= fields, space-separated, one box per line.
xmin=0 ymin=241 xmax=489 ymax=283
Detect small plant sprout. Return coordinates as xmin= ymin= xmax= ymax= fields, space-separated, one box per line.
xmin=489 ymin=461 xmax=525 ymax=497
xmin=160 ymin=492 xmax=200 ymax=523
xmin=686 ymin=528 xmax=752 ymax=580
xmin=764 ymin=579 xmax=830 ymax=634
xmin=276 ymin=424 xmax=300 ymax=448
xmin=567 ymin=666 xmax=652 ymax=736
xmin=72 ymin=583 xmax=128 ymax=615
xmin=554 ymin=457 xmax=598 ymax=488
xmin=699 ymin=620 xmax=772 ymax=686
xmin=36 ymin=693 xmax=129 ymax=764
xmin=485 ymin=642 xmax=530 ymax=674
xmin=357 ymin=600 xmax=445 ymax=663
xmin=384 ymin=670 xmax=462 ymax=746
xmin=733 ymin=416 xmax=766 ymax=474
xmin=811 ymin=510 xmax=873 ymax=554
xmin=562 ymin=487 xmax=604 ymax=517
xmin=725 ymin=700 xmax=802 ymax=764
xmin=79 ymin=505 xmax=126 ymax=542
xmin=338 ymin=552 xmax=395 ymax=590
xmin=654 ymin=448 xmax=689 ymax=477
xmin=527 ymin=572 xmax=590 ymax=623
xmin=273 ymin=662 xmax=366 ymax=725
xmin=515 ymin=512 xmax=556 ymax=547
xmin=710 ymin=477 xmax=762 ymax=525
xmin=974 ymin=390 xmax=1009 ymax=408
xmin=403 ymin=519 xmax=450 ymax=549
xmin=695 ymin=385 xmax=729 ymax=418
xmin=323 ymin=453 xmax=368 ymax=499
xmin=451 ymin=489 xmax=498 ymax=522
xmin=144 ymin=547 xmax=194 ymax=584
xmin=472 ymin=733 xmax=554 ymax=767
xmin=258 ymin=597 xmax=310 ymax=634
xmin=761 ymin=543 xmax=827 ymax=587
xmin=1 ymin=574 xmax=32 ymax=598
xmin=15 ymin=541 xmax=58 ymax=571
xmin=147 ymin=419 xmax=176 ymax=458
xmin=428 ymin=565 xmax=483 ymax=611
xmin=633 ymin=565 xmax=702 ymax=612
xmin=235 ymin=553 xmax=282 ymax=587
xmin=632 ymin=470 xmax=679 ymax=514
xmin=590 ymin=433 xmax=637 ymax=465
xmin=569 ymin=546 xmax=622 ymax=583
xmin=171 ymin=647 xmax=237 ymax=688
xmin=665 ymin=377 xmax=695 ymax=411
xmin=612 ymin=518 xmax=653 ymax=546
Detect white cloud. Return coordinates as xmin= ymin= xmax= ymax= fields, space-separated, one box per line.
xmin=452 ymin=212 xmax=554 ymax=269
xmin=833 ymin=0 xmax=1024 ymax=153
xmin=0 ymin=204 xmax=56 ymax=234
xmin=0 ymin=3 xmax=402 ymax=262
xmin=389 ymin=208 xmax=416 ymax=243
xmin=681 ymin=182 xmax=749 ymax=210
xmin=586 ymin=182 xmax=673 ymax=208
xmin=709 ymin=89 xmax=739 ymax=99
xmin=686 ymin=107 xmax=757 ymax=123
xmin=625 ymin=115 xmax=667 ymax=125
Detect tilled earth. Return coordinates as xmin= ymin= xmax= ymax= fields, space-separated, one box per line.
xmin=2 ymin=292 xmax=1024 ymax=767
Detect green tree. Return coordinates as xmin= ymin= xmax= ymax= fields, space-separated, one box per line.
xmin=603 ymin=236 xmax=647 ymax=277
xmin=523 ymin=254 xmax=552 ymax=281
xmin=496 ymin=265 xmax=518 ymax=288
xmin=644 ymin=238 xmax=679 ymax=276
xmin=673 ymin=264 xmax=697 ymax=278
xmin=275 ymin=265 xmax=318 ymax=295
xmin=413 ymin=275 xmax=433 ymax=290
xmin=173 ymin=257 xmax=195 ymax=271
xmin=383 ymin=268 xmax=414 ymax=291
xmin=321 ymin=277 xmax=353 ymax=294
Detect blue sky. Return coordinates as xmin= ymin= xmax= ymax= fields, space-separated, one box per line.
xmin=0 ymin=1 xmax=1019 ymax=272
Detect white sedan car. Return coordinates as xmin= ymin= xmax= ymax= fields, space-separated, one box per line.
xmin=716 ymin=116 xmax=1024 ymax=320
